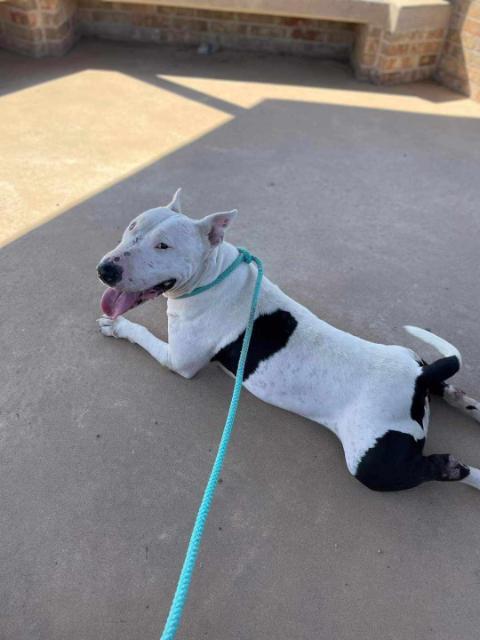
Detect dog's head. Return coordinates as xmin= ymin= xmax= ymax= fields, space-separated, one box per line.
xmin=97 ymin=189 xmax=237 ymax=318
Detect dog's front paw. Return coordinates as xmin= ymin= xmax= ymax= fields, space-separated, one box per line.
xmin=97 ymin=315 xmax=130 ymax=339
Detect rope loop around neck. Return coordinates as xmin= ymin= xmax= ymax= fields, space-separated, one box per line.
xmin=178 ymin=247 xmax=254 ymax=299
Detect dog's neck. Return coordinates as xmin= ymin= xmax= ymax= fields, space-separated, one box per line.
xmin=165 ymin=242 xmax=239 ymax=299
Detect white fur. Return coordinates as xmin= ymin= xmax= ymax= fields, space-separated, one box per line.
xmin=404 ymin=325 xmax=462 ymax=365
xmin=462 ymin=467 xmax=480 ymax=490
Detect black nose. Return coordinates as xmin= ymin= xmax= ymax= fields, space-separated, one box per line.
xmin=97 ymin=260 xmax=123 ymax=286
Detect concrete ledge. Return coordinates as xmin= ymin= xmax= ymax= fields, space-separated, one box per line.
xmin=104 ymin=0 xmax=450 ymax=32
xmin=105 ymin=0 xmax=391 ymax=28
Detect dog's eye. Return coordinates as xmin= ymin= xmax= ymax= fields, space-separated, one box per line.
xmin=156 ymin=242 xmax=170 ymax=250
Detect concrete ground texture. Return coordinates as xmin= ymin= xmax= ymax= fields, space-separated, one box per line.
xmin=1 ymin=40 xmax=480 ymax=640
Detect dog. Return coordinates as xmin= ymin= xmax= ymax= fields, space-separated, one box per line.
xmin=97 ymin=189 xmax=480 ymax=492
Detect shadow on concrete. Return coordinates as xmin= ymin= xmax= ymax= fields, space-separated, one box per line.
xmin=0 ymin=36 xmax=467 ymax=104
xmin=2 ymin=87 xmax=480 ymax=640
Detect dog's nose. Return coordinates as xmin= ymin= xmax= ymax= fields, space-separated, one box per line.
xmin=97 ymin=260 xmax=123 ymax=286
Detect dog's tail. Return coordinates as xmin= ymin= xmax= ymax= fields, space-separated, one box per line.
xmin=404 ymin=327 xmax=480 ymax=423
xmin=404 ymin=325 xmax=462 ymax=386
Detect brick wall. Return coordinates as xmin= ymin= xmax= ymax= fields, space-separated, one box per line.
xmin=0 ymin=0 xmax=76 ymax=56
xmin=1 ymin=0 xmax=472 ymax=99
xmin=76 ymin=2 xmax=356 ymax=59
xmin=437 ymin=0 xmax=480 ymax=101
xmin=353 ymin=24 xmax=447 ymax=85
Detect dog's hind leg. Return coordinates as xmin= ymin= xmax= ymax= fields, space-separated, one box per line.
xmin=432 ymin=383 xmax=480 ymax=425
xmin=407 ymin=454 xmax=479 ymax=490
xmin=352 ymin=431 xmax=479 ymax=491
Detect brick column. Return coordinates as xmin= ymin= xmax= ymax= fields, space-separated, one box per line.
xmin=0 ymin=0 xmax=77 ymax=56
xmin=352 ymin=22 xmax=447 ymax=85
xmin=436 ymin=0 xmax=480 ymax=102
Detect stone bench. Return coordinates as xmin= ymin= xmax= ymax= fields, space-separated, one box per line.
xmin=0 ymin=0 xmax=451 ymax=85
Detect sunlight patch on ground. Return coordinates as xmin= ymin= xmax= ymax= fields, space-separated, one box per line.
xmin=0 ymin=69 xmax=233 ymax=247
xmin=158 ymin=73 xmax=480 ymax=118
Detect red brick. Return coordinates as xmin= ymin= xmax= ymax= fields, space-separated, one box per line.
xmin=425 ymin=28 xmax=445 ymax=40
xmin=410 ymin=67 xmax=433 ymax=81
xmin=419 ymin=54 xmax=437 ymax=66
xmin=461 ymin=32 xmax=480 ymax=50
xmin=209 ymin=20 xmax=246 ymax=35
xmin=291 ymin=28 xmax=325 ymax=42
xmin=379 ymin=55 xmax=399 ymax=72
xmin=472 ymin=87 xmax=480 ymax=102
xmin=410 ymin=41 xmax=442 ymax=55
xmin=8 ymin=0 xmax=38 ymax=9
xmin=468 ymin=67 xmax=480 ymax=85
xmin=42 ymin=11 xmax=67 ymax=26
xmin=45 ymin=18 xmax=71 ymax=38
xmin=91 ymin=10 xmax=131 ymax=23
xmin=249 ymin=24 xmax=285 ymax=38
xmin=359 ymin=53 xmax=376 ymax=67
xmin=468 ymin=4 xmax=480 ymax=20
xmin=235 ymin=12 xmax=280 ymax=25
xmin=381 ymin=42 xmax=409 ymax=55
xmin=364 ymin=38 xmax=379 ymax=53
xmin=125 ymin=4 xmax=154 ymax=13
xmin=400 ymin=55 xmax=414 ymax=69
xmin=132 ymin=13 xmax=169 ymax=28
xmin=38 ymin=0 xmax=61 ymax=10
xmin=278 ymin=16 xmax=307 ymax=27
xmin=367 ymin=26 xmax=382 ymax=38
xmin=77 ymin=0 xmax=102 ymax=8
xmin=463 ymin=17 xmax=480 ymax=37
xmin=170 ymin=18 xmax=207 ymax=31
xmin=442 ymin=56 xmax=468 ymax=80
xmin=3 ymin=22 xmax=43 ymax=41
xmin=195 ymin=9 xmax=232 ymax=21
xmin=8 ymin=10 xmax=37 ymax=26
xmin=326 ymin=30 xmax=353 ymax=45
xmin=76 ymin=9 xmax=91 ymax=22
xmin=465 ymin=49 xmax=480 ymax=69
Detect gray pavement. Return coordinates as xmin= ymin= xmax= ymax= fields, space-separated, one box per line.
xmin=1 ymin=40 xmax=480 ymax=640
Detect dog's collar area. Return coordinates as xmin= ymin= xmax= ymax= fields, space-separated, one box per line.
xmin=177 ymin=248 xmax=255 ymax=299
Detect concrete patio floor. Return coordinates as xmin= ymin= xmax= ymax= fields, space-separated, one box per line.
xmin=1 ymin=40 xmax=480 ymax=640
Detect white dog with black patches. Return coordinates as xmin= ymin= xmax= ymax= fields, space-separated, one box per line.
xmin=97 ymin=190 xmax=480 ymax=493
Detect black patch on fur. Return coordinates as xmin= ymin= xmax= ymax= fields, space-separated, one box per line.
xmin=422 ymin=356 xmax=460 ymax=386
xmin=410 ymin=356 xmax=461 ymax=427
xmin=212 ymin=309 xmax=297 ymax=381
xmin=466 ymin=405 xmax=477 ymax=411
xmin=355 ymin=431 xmax=426 ymax=491
xmin=429 ymin=380 xmax=446 ymax=397
xmin=410 ymin=377 xmax=428 ymax=428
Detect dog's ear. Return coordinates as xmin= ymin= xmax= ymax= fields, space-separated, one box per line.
xmin=197 ymin=210 xmax=238 ymax=246
xmin=167 ymin=188 xmax=182 ymax=214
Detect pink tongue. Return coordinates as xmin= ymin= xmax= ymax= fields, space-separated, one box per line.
xmin=101 ymin=288 xmax=141 ymax=319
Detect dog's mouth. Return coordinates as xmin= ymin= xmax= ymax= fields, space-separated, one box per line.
xmin=100 ymin=279 xmax=176 ymax=319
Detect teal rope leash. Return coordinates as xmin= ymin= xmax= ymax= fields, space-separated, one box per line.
xmin=160 ymin=249 xmax=264 ymax=640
